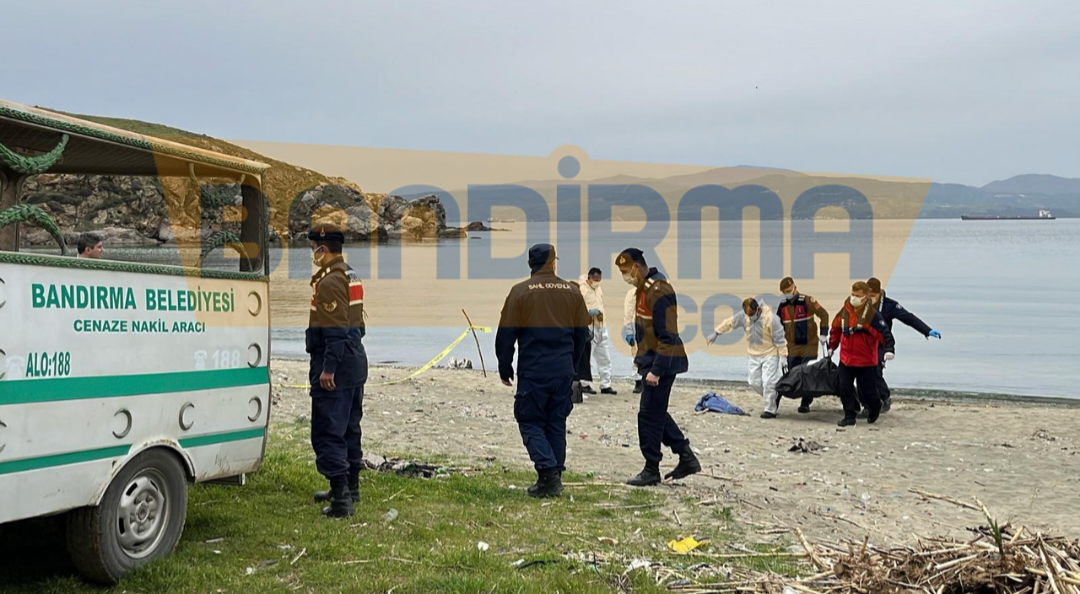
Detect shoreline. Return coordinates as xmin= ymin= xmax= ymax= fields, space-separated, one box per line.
xmin=270 ymin=356 xmax=1080 ymax=407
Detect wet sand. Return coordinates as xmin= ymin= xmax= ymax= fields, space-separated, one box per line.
xmin=269 ymin=359 xmax=1080 ymax=545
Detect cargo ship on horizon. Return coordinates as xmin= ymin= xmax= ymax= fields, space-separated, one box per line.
xmin=961 ymin=209 xmax=1056 ymax=221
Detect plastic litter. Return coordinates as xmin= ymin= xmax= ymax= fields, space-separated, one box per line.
xmin=667 ymin=536 xmax=708 ymax=554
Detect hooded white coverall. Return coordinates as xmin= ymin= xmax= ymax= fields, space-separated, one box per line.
xmin=624 ymin=286 xmax=639 ymax=377
xmin=712 ymin=304 xmax=789 ymax=414
xmin=579 ymin=275 xmax=612 ymax=389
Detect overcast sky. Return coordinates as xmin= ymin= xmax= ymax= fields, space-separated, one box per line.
xmin=5 ymin=0 xmax=1078 ymax=185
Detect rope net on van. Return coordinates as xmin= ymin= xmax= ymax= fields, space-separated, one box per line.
xmin=0 ymin=204 xmax=69 ymax=255
xmin=199 ymin=230 xmax=250 ymax=268
xmin=0 ymin=134 xmax=69 ymax=175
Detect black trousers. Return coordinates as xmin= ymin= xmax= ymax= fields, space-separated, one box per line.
xmin=637 ymin=374 xmax=690 ymax=464
xmin=838 ymin=364 xmax=880 ymax=418
xmin=575 ymin=339 xmax=592 ymax=382
xmin=877 ymin=364 xmax=892 ymax=401
xmin=311 ymin=386 xmax=364 ymax=479
xmin=515 ymin=375 xmax=574 ymax=471
xmin=787 ymin=355 xmax=817 ymax=408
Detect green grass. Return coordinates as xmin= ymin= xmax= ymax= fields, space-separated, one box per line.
xmin=0 ymin=425 xmax=800 ymax=593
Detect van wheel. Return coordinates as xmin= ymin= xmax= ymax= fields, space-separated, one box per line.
xmin=66 ymin=449 xmax=188 ymax=584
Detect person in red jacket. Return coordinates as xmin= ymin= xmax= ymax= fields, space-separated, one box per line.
xmin=827 ymin=281 xmax=896 ymax=427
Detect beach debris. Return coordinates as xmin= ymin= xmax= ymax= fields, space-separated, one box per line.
xmin=1032 ymin=428 xmax=1058 ymax=442
xmin=667 ymin=536 xmax=708 ymax=554
xmin=598 ymin=536 xmax=619 ymax=546
xmin=362 ymin=455 xmax=475 ymax=479
xmin=477 ymin=541 xmax=489 ymax=552
xmin=788 ymin=437 xmax=822 ymax=454
xmin=383 ymin=508 xmax=399 ymax=523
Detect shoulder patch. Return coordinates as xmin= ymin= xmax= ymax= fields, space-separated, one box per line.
xmin=323 ymin=300 xmax=338 ymax=313
xmin=894 ymin=303 xmax=905 ymax=311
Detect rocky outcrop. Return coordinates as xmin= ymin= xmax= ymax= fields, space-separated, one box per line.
xmin=288 ymin=183 xmax=381 ymax=243
xmin=463 ymin=221 xmax=508 ymax=232
xmin=19 ymin=174 xmax=231 ymax=247
xmin=16 ymin=177 xmax=462 ymax=247
xmin=378 ymin=195 xmax=450 ymax=240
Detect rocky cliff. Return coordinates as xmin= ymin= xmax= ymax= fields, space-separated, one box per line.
xmin=16 ymin=109 xmax=473 ymax=247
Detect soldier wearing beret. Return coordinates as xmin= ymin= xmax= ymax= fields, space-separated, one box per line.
xmin=616 ymin=248 xmax=700 ymax=486
xmin=306 ymin=223 xmax=368 ymax=517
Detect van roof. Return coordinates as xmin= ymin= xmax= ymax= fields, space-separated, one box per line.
xmin=0 ymin=99 xmax=270 ymax=179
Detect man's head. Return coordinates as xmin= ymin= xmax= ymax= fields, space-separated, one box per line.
xmin=742 ymin=298 xmax=761 ymax=319
xmin=527 ymin=243 xmax=557 ymax=274
xmin=866 ymin=277 xmax=883 ymax=303
xmin=850 ymin=281 xmax=870 ymax=307
xmin=615 ymin=248 xmax=647 ymax=285
xmin=587 ymin=267 xmax=602 ymax=285
xmin=308 ymin=223 xmax=345 ymax=267
xmin=779 ymin=276 xmax=797 ymax=299
xmin=77 ymin=233 xmax=103 ymax=259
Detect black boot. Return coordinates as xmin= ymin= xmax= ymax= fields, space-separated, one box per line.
xmin=633 ymin=380 xmax=643 ymax=394
xmin=626 ymin=462 xmax=662 ymax=487
xmin=527 ymin=468 xmax=563 ymax=498
xmin=866 ymin=406 xmax=881 ymax=424
xmin=837 ymin=415 xmax=856 ymax=427
xmin=320 ymin=479 xmax=355 ymax=518
xmin=314 ymin=473 xmax=360 ymax=503
xmin=664 ymin=448 xmax=701 ymax=481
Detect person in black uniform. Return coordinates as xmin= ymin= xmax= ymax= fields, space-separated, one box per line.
xmin=615 ymin=248 xmax=700 ymax=487
xmin=865 ymin=277 xmax=942 ymax=415
xmin=777 ymin=277 xmax=831 ymax=413
xmin=306 ymin=223 xmax=368 ymax=518
xmin=496 ymin=244 xmax=592 ymax=498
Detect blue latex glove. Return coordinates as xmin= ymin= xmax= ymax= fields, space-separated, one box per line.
xmin=928 ymin=329 xmax=942 ymax=339
xmin=622 ymin=323 xmax=635 ymax=345
xmin=588 ymin=308 xmax=601 ymax=316
xmin=624 ymin=333 xmax=634 ymax=345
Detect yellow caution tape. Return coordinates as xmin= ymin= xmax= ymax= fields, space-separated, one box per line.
xmin=273 ymin=326 xmax=492 ymax=389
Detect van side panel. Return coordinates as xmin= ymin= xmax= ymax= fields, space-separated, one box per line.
xmin=0 ymin=258 xmax=270 ymax=525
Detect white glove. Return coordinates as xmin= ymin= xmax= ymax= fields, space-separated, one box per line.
xmin=827 ymin=349 xmax=835 ymax=358
xmin=883 ymin=352 xmax=895 ymax=362
xmin=706 ymin=331 xmax=719 ymax=345
xmin=819 ymin=335 xmax=829 ymax=346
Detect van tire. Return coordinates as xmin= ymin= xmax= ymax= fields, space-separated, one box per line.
xmin=66 ymin=449 xmax=188 ymax=584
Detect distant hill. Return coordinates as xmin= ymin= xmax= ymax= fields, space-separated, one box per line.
xmin=981 ymin=174 xmax=1080 ymax=196
xmin=431 ymin=170 xmax=1080 ymax=220
xmin=923 ymin=174 xmax=1080 ymax=218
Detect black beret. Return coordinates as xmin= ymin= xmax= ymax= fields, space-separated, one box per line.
xmin=308 ymin=223 xmax=345 ymax=243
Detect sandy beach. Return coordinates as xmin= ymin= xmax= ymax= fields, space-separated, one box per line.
xmin=269 ymin=359 xmax=1080 ymax=546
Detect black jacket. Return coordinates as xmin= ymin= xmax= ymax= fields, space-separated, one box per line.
xmin=876 ymin=292 xmax=932 ymax=337
xmin=495 ymin=270 xmax=592 ymax=381
xmin=306 ymin=256 xmax=368 ymax=392
xmin=875 ymin=292 xmax=931 ymax=361
xmin=632 ymin=268 xmax=689 ymax=377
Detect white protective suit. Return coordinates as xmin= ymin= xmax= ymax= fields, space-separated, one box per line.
xmin=623 ymin=286 xmax=639 ymax=377
xmin=579 ymin=275 xmax=613 ymax=389
xmin=712 ymin=304 xmax=788 ymax=414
